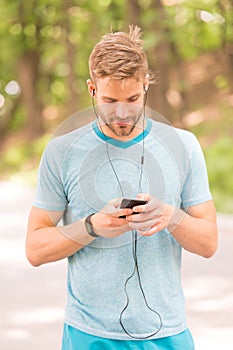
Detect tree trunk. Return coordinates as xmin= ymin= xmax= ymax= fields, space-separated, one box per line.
xmin=17 ymin=0 xmax=43 ymax=138
xmin=126 ymin=0 xmax=141 ymax=26
xmin=147 ymin=0 xmax=172 ymax=119
xmin=17 ymin=51 xmax=43 ymax=138
xmin=62 ymin=0 xmax=78 ymax=115
xmin=219 ymin=0 xmax=233 ymax=91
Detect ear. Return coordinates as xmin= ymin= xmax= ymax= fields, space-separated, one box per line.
xmin=86 ymin=79 xmax=96 ymax=97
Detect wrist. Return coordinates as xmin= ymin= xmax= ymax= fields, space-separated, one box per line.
xmin=167 ymin=207 xmax=186 ymax=233
xmin=85 ymin=213 xmax=99 ymax=238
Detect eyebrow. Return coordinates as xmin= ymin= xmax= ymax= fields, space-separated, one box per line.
xmin=102 ymin=93 xmax=141 ymax=102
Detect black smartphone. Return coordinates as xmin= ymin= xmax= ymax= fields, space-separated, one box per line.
xmin=119 ymin=198 xmax=148 ymax=218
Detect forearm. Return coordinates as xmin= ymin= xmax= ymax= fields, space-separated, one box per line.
xmin=168 ymin=206 xmax=218 ymax=258
xmin=26 ymin=219 xmax=94 ymax=267
xmin=127 ymin=196 xmax=218 ymax=258
xmin=26 ymin=203 xmax=133 ymax=267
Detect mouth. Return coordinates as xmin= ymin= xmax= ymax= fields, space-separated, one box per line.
xmin=112 ymin=119 xmax=132 ymax=127
xmin=114 ymin=122 xmax=129 ymax=128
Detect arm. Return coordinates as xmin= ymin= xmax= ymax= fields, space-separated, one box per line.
xmin=26 ymin=207 xmax=93 ymax=267
xmin=26 ymin=202 xmax=133 ymax=267
xmin=126 ymin=195 xmax=218 ymax=258
xmin=169 ymin=200 xmax=218 ymax=258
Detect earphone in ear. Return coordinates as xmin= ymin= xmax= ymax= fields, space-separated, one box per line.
xmin=92 ymin=89 xmax=96 ymax=97
xmin=143 ymin=84 xmax=148 ymax=94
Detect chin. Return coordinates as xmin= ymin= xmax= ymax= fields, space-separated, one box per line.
xmin=113 ymin=127 xmax=134 ymax=137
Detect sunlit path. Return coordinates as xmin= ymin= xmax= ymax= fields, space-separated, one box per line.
xmin=0 ymin=182 xmax=232 ymax=349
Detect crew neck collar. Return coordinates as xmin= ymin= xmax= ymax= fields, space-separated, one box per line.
xmin=92 ymin=118 xmax=152 ymax=149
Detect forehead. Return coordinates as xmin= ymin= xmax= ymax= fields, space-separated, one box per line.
xmin=96 ymin=77 xmax=143 ymax=94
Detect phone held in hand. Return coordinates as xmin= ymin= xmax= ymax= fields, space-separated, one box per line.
xmin=119 ymin=198 xmax=148 ymax=218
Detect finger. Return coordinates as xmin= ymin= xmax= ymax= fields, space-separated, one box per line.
xmin=132 ymin=203 xmax=149 ymax=214
xmin=126 ymin=211 xmax=151 ymax=222
xmin=133 ymin=199 xmax=164 ymax=215
xmin=133 ymin=194 xmax=150 ymax=212
xmin=112 ymin=208 xmax=133 ymax=218
xmin=138 ymin=224 xmax=162 ymax=236
xmin=112 ymin=198 xmax=123 ymax=208
xmin=138 ymin=228 xmax=157 ymax=236
xmin=141 ymin=219 xmax=168 ymax=236
xmin=128 ymin=218 xmax=156 ymax=231
xmin=136 ymin=193 xmax=150 ymax=201
xmin=131 ymin=201 xmax=160 ymax=215
xmin=132 ymin=195 xmax=157 ymax=214
xmin=101 ymin=199 xmax=125 ymax=214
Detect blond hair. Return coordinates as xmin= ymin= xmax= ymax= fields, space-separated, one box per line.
xmin=89 ymin=26 xmax=150 ymax=82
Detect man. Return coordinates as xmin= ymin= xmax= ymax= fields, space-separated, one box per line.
xmin=26 ymin=26 xmax=218 ymax=349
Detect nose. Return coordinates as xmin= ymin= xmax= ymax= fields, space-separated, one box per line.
xmin=115 ymin=102 xmax=127 ymax=119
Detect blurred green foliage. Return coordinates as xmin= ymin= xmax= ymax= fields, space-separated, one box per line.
xmin=0 ymin=0 xmax=232 ymax=121
xmin=190 ymin=103 xmax=233 ymax=213
xmin=206 ymin=137 xmax=233 ymax=213
xmin=0 ymin=134 xmax=50 ymax=181
xmin=0 ymin=0 xmax=232 ymax=212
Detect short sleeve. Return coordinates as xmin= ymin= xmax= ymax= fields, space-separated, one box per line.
xmin=33 ymin=139 xmax=67 ymax=211
xmin=181 ymin=134 xmax=212 ymax=209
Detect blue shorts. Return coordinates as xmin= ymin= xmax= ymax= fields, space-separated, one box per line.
xmin=61 ymin=324 xmax=195 ymax=350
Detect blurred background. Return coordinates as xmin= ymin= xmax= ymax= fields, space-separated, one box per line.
xmin=0 ymin=0 xmax=232 ymax=212
xmin=0 ymin=1 xmax=232 ymax=349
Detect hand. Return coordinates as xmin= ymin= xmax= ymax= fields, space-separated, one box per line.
xmin=125 ymin=193 xmax=174 ymax=236
xmin=91 ymin=198 xmax=133 ymax=238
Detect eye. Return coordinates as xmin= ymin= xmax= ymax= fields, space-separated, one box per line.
xmin=128 ymin=96 xmax=140 ymax=102
xmin=128 ymin=97 xmax=138 ymax=102
xmin=104 ymin=98 xmax=117 ymax=104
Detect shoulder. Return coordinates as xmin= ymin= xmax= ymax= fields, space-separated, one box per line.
xmin=149 ymin=119 xmax=199 ymax=148
xmin=44 ymin=121 xmax=95 ymax=156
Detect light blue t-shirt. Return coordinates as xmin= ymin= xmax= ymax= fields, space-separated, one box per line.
xmin=34 ymin=118 xmax=212 ymax=340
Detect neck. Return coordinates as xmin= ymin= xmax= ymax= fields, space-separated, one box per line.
xmin=97 ymin=116 xmax=145 ymax=141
